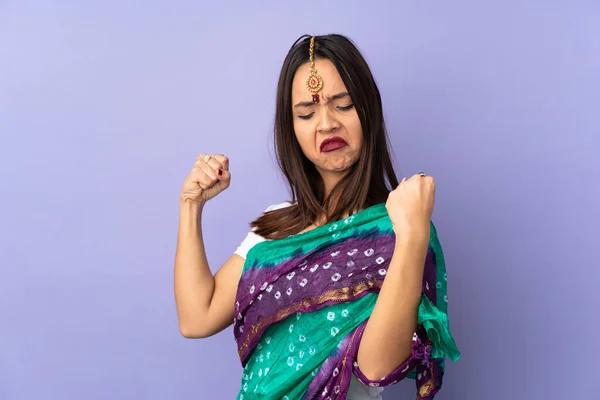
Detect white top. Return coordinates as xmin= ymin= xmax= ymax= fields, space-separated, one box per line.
xmin=235 ymin=202 xmax=385 ymax=400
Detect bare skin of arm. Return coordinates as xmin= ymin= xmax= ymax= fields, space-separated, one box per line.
xmin=174 ymin=200 xmax=244 ymax=338
xmin=356 ymin=228 xmax=429 ymax=380
xmin=174 ymin=153 xmax=243 ymax=338
xmin=356 ymin=173 xmax=435 ymax=380
xmin=175 ymin=152 xmax=435 ymax=386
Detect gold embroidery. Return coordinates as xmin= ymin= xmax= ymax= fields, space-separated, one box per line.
xmin=238 ymin=280 xmax=382 ymax=359
xmin=340 ymin=322 xmax=361 ymax=388
xmin=417 ymin=362 xmax=436 ymax=399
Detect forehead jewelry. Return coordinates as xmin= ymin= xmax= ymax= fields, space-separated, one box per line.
xmin=305 ymin=36 xmax=323 ymax=103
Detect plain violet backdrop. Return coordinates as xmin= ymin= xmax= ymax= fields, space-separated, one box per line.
xmin=1 ymin=1 xmax=599 ymax=399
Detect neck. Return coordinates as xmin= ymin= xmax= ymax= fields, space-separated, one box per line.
xmin=320 ymin=170 xmax=344 ymax=200
xmin=308 ymin=172 xmax=357 ymax=228
xmin=320 ymin=170 xmax=364 ymax=218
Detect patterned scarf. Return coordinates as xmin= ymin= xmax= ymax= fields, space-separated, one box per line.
xmin=233 ymin=204 xmax=460 ymax=399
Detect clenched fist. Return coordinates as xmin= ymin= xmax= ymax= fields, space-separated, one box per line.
xmin=386 ymin=173 xmax=436 ymax=238
xmin=180 ymin=154 xmax=231 ymax=205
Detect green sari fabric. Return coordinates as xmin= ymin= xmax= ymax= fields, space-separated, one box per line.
xmin=234 ymin=204 xmax=460 ymax=399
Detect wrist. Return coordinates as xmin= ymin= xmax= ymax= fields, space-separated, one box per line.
xmin=394 ymin=225 xmax=430 ymax=247
xmin=180 ymin=198 xmax=205 ymax=215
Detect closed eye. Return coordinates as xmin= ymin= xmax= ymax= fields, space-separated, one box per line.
xmin=298 ymin=112 xmax=315 ymax=120
xmin=298 ymin=104 xmax=353 ymax=119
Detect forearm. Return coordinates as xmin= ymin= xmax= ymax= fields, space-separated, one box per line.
xmin=174 ymin=200 xmax=215 ymax=334
xmin=357 ymin=227 xmax=430 ymax=380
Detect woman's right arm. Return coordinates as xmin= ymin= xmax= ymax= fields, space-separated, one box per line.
xmin=174 ymin=154 xmax=243 ymax=338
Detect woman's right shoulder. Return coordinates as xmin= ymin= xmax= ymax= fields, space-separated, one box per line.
xmin=263 ymin=201 xmax=294 ymax=213
xmin=234 ymin=201 xmax=294 ymax=259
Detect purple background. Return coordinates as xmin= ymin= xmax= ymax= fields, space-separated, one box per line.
xmin=1 ymin=1 xmax=598 ymax=399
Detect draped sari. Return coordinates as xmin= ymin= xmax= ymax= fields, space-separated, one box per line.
xmin=233 ymin=204 xmax=460 ymax=399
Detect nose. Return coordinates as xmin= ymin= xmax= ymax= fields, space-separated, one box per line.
xmin=316 ymin=108 xmax=340 ymax=134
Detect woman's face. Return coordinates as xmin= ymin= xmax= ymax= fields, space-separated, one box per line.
xmin=291 ymin=58 xmax=363 ymax=176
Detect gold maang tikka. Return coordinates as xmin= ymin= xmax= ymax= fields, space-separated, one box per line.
xmin=305 ymin=36 xmax=323 ymax=103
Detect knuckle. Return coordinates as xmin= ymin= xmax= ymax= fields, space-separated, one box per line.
xmin=197 ymin=174 xmax=208 ymax=184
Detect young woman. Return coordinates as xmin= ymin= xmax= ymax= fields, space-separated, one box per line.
xmin=174 ymin=34 xmax=460 ymax=399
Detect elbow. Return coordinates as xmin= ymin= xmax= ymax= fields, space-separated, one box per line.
xmin=178 ymin=322 xmax=212 ymax=339
xmin=357 ymin=348 xmax=414 ymax=381
xmin=359 ymin=360 xmax=410 ymax=381
xmin=357 ymin=354 xmax=392 ymax=381
xmin=360 ymin=367 xmax=391 ymax=382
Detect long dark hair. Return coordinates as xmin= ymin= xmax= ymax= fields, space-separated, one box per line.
xmin=251 ymin=34 xmax=399 ymax=240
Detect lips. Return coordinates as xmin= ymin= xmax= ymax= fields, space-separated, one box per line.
xmin=320 ymin=136 xmax=348 ymax=152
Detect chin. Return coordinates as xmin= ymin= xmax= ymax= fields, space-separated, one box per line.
xmin=312 ymin=152 xmax=359 ymax=174
xmin=320 ymin=161 xmax=355 ymax=173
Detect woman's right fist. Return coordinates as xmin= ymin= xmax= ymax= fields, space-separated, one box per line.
xmin=180 ymin=154 xmax=231 ymax=205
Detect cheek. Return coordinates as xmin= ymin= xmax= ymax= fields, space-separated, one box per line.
xmin=349 ymin=119 xmax=364 ymax=148
xmin=293 ymin=122 xmax=314 ymax=154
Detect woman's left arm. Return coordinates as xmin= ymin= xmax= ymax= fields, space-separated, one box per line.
xmin=357 ymin=172 xmax=435 ymax=380
xmin=356 ymin=225 xmax=429 ymax=380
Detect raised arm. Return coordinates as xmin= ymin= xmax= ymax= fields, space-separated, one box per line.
xmin=357 ymin=173 xmax=435 ymax=379
xmin=174 ymin=154 xmax=243 ymax=338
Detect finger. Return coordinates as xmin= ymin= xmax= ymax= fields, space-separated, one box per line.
xmin=195 ymin=160 xmax=218 ymax=181
xmin=196 ymin=154 xmax=210 ymax=163
xmin=207 ymin=157 xmax=224 ymax=172
xmin=421 ymin=175 xmax=434 ymax=185
xmin=218 ymin=169 xmax=231 ymax=187
xmin=189 ymin=168 xmax=216 ymax=190
xmin=195 ymin=156 xmax=224 ymax=172
xmin=195 ymin=153 xmax=221 ymax=166
xmin=213 ymin=154 xmax=229 ymax=171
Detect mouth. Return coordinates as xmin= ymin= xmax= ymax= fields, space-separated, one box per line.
xmin=320 ymin=136 xmax=348 ymax=153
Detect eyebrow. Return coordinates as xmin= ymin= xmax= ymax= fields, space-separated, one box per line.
xmin=293 ymin=92 xmax=350 ymax=108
